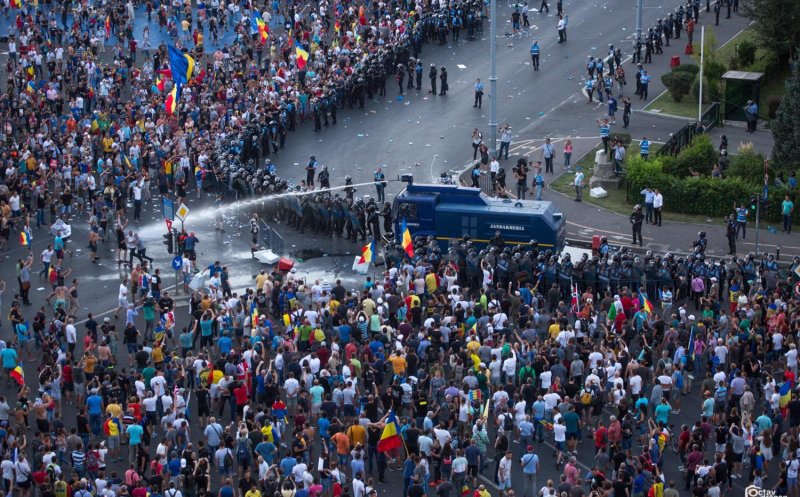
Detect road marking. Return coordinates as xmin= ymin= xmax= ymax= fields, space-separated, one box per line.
xmin=567 ymin=220 xmax=654 ymax=241
xmin=478 ymin=475 xmax=500 ymax=490
xmin=540 ymin=440 xmax=592 ymax=471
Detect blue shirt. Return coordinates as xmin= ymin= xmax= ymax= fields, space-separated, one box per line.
xmin=530 ymin=43 xmax=539 ymax=55
xmin=521 ymin=453 xmax=539 ymax=474
xmin=127 ymin=424 xmax=144 ymax=445
xmin=641 ymin=189 xmax=654 ymax=203
xmin=218 ymin=336 xmax=232 ymax=354
xmin=86 ymin=395 xmax=103 ymax=415
xmin=736 ymin=207 xmax=748 ymax=222
xmin=280 ymin=456 xmax=297 ymax=475
xmin=0 ymin=348 xmax=17 ymax=369
xmin=475 ymin=82 xmax=484 ymax=93
xmin=640 ymin=140 xmax=650 ymax=155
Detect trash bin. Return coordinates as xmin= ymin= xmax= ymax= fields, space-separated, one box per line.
xmin=670 ymin=56 xmax=681 ymax=68
xmin=684 ymin=43 xmax=694 ymax=55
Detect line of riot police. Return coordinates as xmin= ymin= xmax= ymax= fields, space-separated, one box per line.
xmin=272 ymin=186 xmax=393 ymax=243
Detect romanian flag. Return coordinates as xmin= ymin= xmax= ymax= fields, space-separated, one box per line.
xmin=165 ymin=83 xmax=180 ymax=115
xmin=25 ymin=81 xmax=35 ymax=93
xmin=155 ymin=76 xmax=165 ymax=92
xmin=377 ymin=410 xmax=402 ymax=452
xmin=334 ymin=19 xmax=341 ymax=33
xmin=105 ymin=15 xmax=111 ymax=38
xmin=26 ymin=66 xmax=34 ymax=78
xmin=10 ymin=0 xmax=20 ymax=8
xmin=90 ymin=116 xmax=100 ymax=133
xmin=780 ymin=381 xmax=793 ymax=408
xmin=639 ymin=293 xmax=654 ymax=314
xmin=168 ymin=45 xmax=195 ymax=85
xmin=401 ymin=218 xmax=414 ymax=258
xmin=359 ymin=241 xmax=375 ymax=265
xmin=250 ymin=302 xmax=259 ymax=328
xmin=294 ymin=41 xmax=309 ymax=70
xmin=251 ymin=12 xmax=269 ymax=44
xmin=121 ymin=152 xmax=133 ymax=170
xmin=10 ymin=366 xmax=24 ymax=386
xmin=18 ymin=228 xmax=31 ymax=247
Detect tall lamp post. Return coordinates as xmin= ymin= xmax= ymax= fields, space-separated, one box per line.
xmin=489 ymin=0 xmax=498 ymax=156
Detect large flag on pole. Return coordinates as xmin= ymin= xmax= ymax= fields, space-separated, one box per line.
xmin=401 ymin=219 xmax=414 ymax=258
xmin=168 ymin=46 xmax=195 ymax=85
xmin=377 ymin=410 xmax=402 ymax=452
xmin=165 ymin=83 xmax=180 ymax=115
xmin=251 ymin=12 xmax=269 ymax=44
xmin=294 ymin=40 xmax=309 ymax=70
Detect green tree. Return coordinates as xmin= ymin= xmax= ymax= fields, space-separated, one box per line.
xmin=741 ymin=0 xmax=800 ymax=61
xmin=772 ymin=67 xmax=800 ymax=171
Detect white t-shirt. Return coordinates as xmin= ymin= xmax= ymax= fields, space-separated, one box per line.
xmin=118 ymin=283 xmax=128 ymax=301
xmin=553 ymin=423 xmax=567 ymax=442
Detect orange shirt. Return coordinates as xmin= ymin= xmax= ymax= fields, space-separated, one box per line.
xmin=331 ymin=432 xmax=351 ymax=455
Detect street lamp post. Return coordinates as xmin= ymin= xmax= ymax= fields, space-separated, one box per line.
xmin=635 ymin=0 xmax=643 ymax=51
xmin=489 ymin=0 xmax=498 ymax=156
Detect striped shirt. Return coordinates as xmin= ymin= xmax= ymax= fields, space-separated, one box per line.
xmin=600 ymin=124 xmax=610 ymax=138
xmin=71 ymin=451 xmax=86 ymax=469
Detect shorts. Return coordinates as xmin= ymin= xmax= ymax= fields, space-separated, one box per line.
xmin=17 ymin=480 xmax=30 ymax=489
xmin=732 ymin=452 xmax=743 ymax=463
xmin=63 ymin=381 xmax=74 ymax=392
xmin=555 ymin=440 xmax=565 ymax=451
xmin=662 ymin=390 xmax=671 ymax=401
xmin=498 ymin=479 xmax=511 ymax=490
xmin=788 ymin=476 xmax=798 ymax=488
xmin=75 ymin=383 xmax=85 ymax=397
xmin=566 ymin=432 xmax=578 ymax=440
xmin=127 ymin=343 xmax=138 ymax=354
xmin=343 ymin=404 xmax=355 ymax=417
xmin=311 ymin=403 xmax=321 ymax=415
xmin=55 ymin=249 xmax=64 ymax=259
xmin=197 ymin=404 xmax=210 ymax=417
xmin=108 ymin=435 xmax=120 ymax=449
xmin=200 ymin=335 xmax=213 ymax=347
xmin=468 ymin=465 xmax=478 ymax=477
xmin=119 ymin=298 xmax=128 ymax=308
xmin=715 ymin=443 xmax=726 ymax=453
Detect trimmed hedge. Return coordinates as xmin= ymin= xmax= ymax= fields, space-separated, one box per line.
xmin=626 ymin=152 xmax=796 ymax=222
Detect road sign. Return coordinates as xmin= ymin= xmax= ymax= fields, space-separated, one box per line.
xmin=175 ymin=203 xmax=190 ymax=221
xmin=172 ymin=256 xmax=183 ymax=271
xmin=162 ymin=198 xmax=175 ymax=221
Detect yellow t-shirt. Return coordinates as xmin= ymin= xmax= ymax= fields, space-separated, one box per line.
xmin=245 ymin=490 xmax=262 ymax=497
xmin=346 ymin=424 xmax=367 ymax=447
xmin=152 ymin=346 xmax=164 ymax=364
xmin=425 ymin=273 xmax=438 ymax=294
xmin=390 ymin=355 xmax=407 ymax=375
xmin=548 ymin=323 xmax=561 ymax=340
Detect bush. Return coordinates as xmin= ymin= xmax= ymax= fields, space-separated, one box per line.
xmin=673 ymin=64 xmax=701 ymax=77
xmin=663 ymin=134 xmax=717 ymax=177
xmin=768 ymin=95 xmax=782 ymax=119
xmin=609 ymin=132 xmax=632 ymax=146
xmin=737 ymin=39 xmax=757 ymax=68
xmin=749 ymin=50 xmax=780 ymax=75
xmin=661 ymin=71 xmax=694 ymax=102
xmin=728 ymin=149 xmax=769 ymax=183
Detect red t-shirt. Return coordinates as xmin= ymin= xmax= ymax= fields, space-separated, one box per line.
xmin=594 ymin=427 xmax=608 ymax=449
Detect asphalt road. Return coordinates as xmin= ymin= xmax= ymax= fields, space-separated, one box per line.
xmin=0 ymin=0 xmax=782 ymax=494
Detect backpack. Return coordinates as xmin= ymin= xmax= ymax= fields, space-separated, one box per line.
xmin=674 ymin=370 xmax=684 ymax=389
xmin=223 ymin=449 xmax=234 ymax=468
xmin=86 ymin=450 xmax=100 ymax=472
xmin=502 ymin=413 xmax=514 ymax=432
xmin=237 ymin=439 xmax=250 ymax=457
xmin=581 ymin=389 xmax=593 ymax=406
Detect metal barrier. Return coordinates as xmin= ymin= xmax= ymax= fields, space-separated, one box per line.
xmin=656 ymin=102 xmax=721 ymax=157
xmin=259 ymin=219 xmax=285 ymax=254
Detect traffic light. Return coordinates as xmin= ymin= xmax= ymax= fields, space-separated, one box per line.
xmin=163 ymin=231 xmax=174 ymax=254
xmin=750 ymin=195 xmax=758 ymax=210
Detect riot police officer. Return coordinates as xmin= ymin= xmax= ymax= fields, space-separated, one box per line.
xmin=630 ymin=204 xmax=644 ymax=246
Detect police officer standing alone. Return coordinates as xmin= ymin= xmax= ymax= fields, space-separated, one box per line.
xmin=630 ymin=204 xmax=644 ymax=246
xmin=530 ymin=41 xmax=540 ymax=70
xmin=474 ymin=79 xmax=484 ymax=108
xmin=374 ymin=167 xmax=387 ymax=203
xmin=429 ymin=64 xmax=438 ymax=95
xmin=726 ymin=214 xmax=737 ymax=254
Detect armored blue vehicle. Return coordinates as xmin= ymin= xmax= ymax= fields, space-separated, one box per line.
xmin=392 ymin=176 xmax=566 ymax=250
